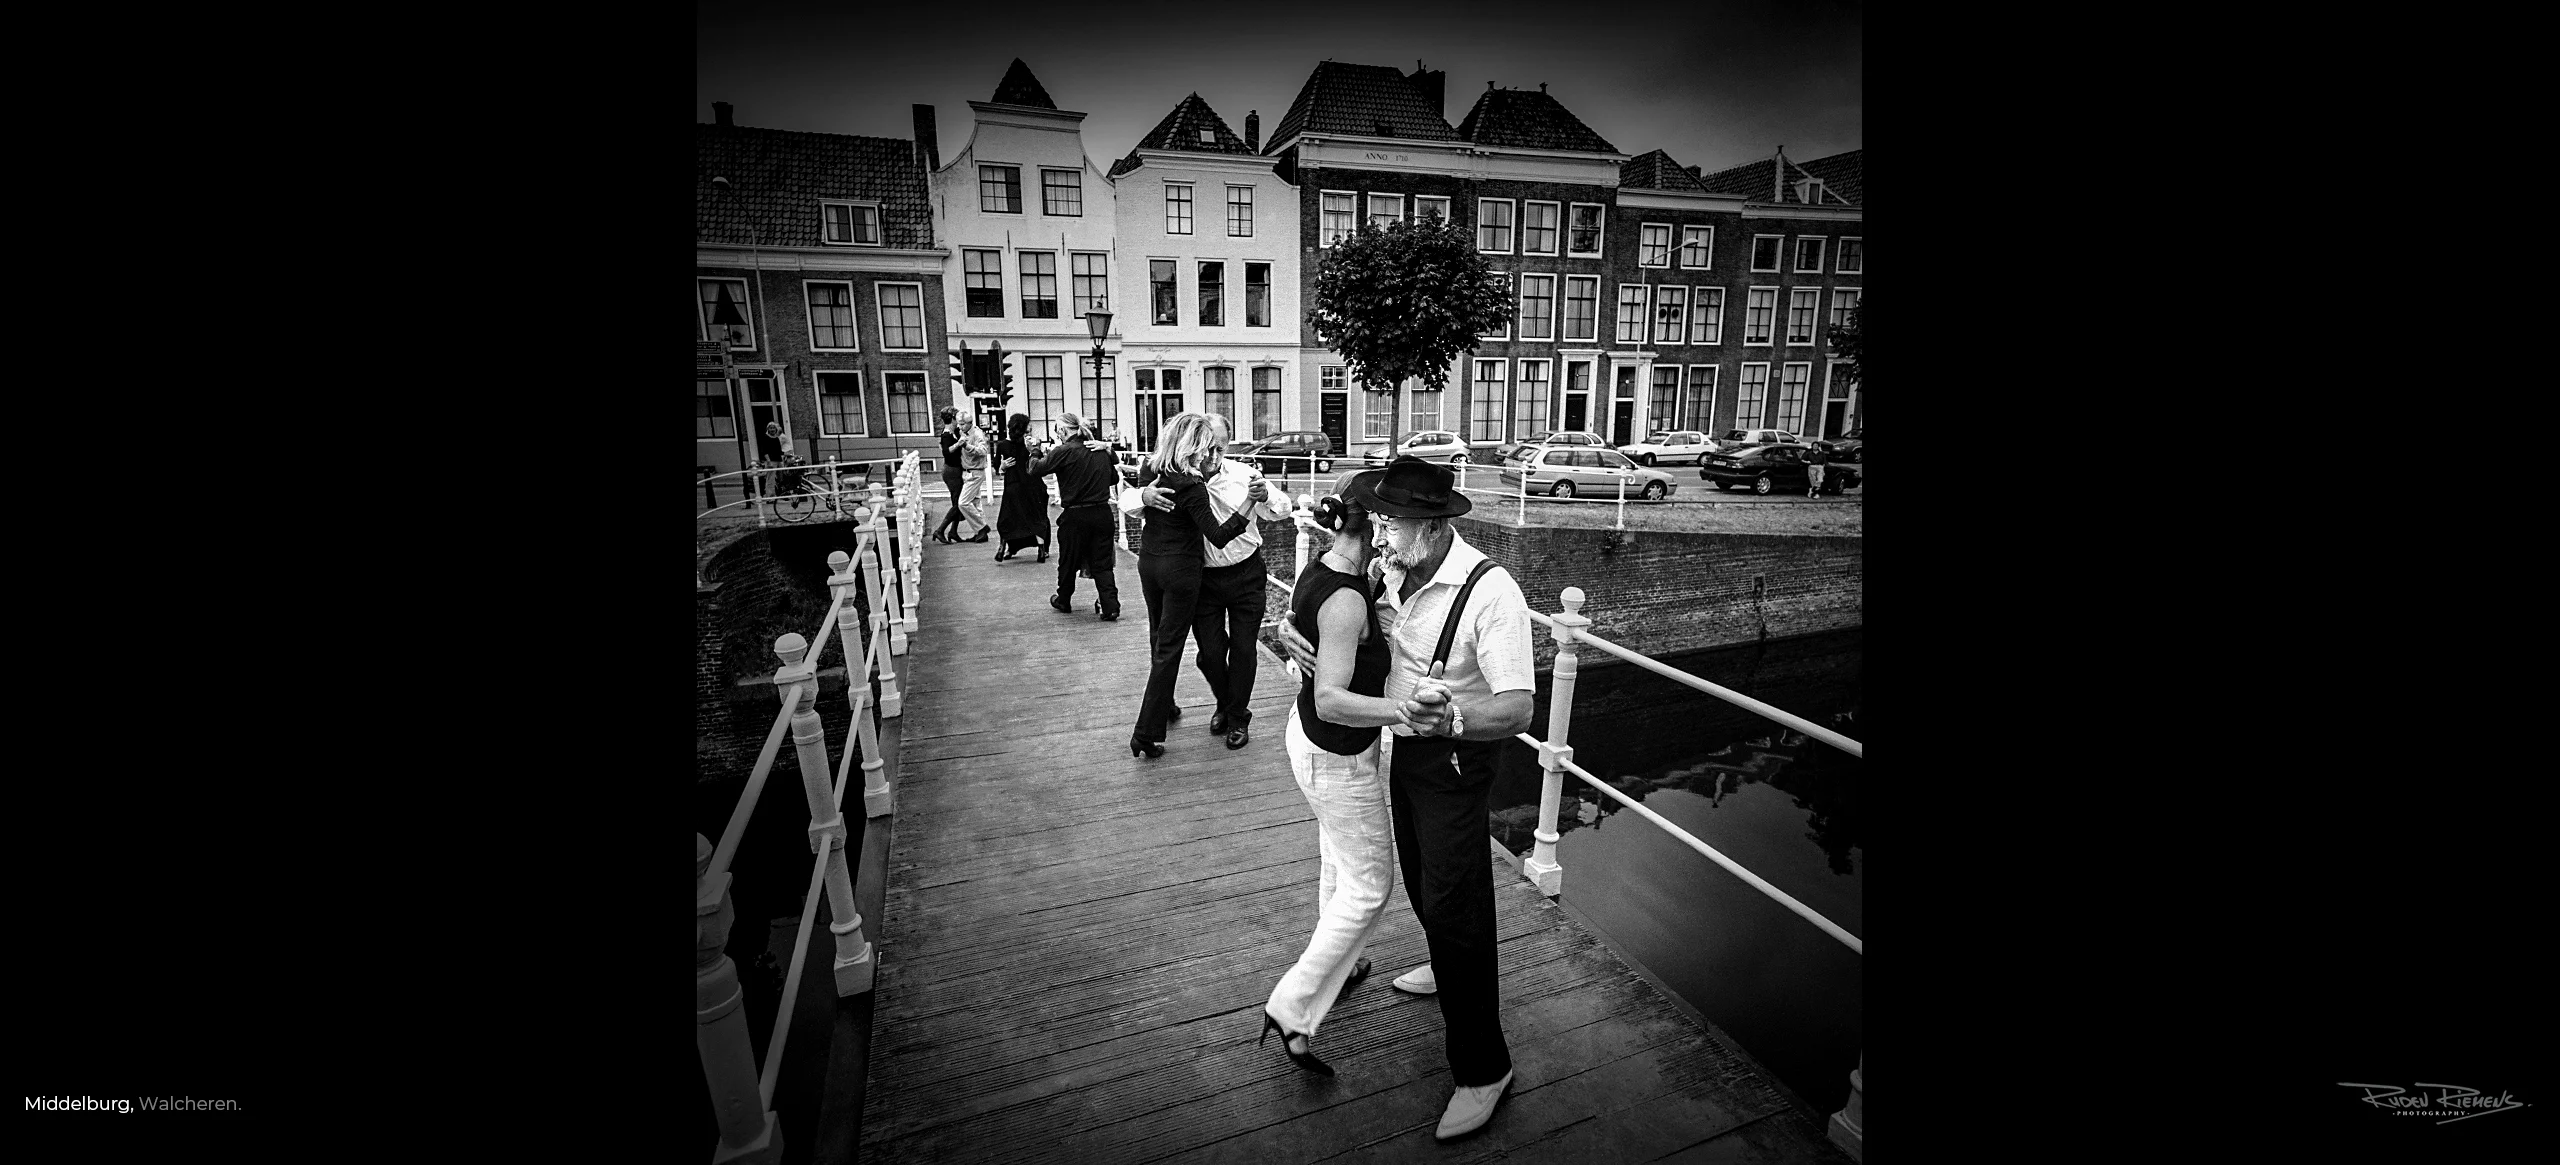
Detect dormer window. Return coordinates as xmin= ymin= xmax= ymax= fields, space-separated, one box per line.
xmin=1795 ymin=178 xmax=1827 ymax=204
xmin=1197 ymin=128 xmax=1216 ymax=145
xmin=821 ymin=201 xmax=881 ymax=246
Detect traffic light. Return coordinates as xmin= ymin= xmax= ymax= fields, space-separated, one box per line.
xmin=949 ymin=342 xmax=974 ymax=396
xmin=994 ymin=355 xmax=1015 ymax=413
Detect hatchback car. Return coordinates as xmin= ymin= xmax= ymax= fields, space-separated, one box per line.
xmin=1498 ymin=446 xmax=1679 ymax=500
xmin=1699 ymin=443 xmax=1862 ymax=495
xmin=1227 ymin=430 xmax=1334 ymax=475
xmin=1369 ymin=429 xmax=1472 ymax=466
xmin=1617 ymin=430 xmax=1717 ymax=467
xmin=1494 ymin=430 xmax=1607 ymax=465
xmin=1814 ymin=426 xmax=1862 ymax=463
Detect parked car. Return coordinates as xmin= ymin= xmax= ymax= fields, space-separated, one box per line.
xmin=1363 ymin=429 xmax=1473 ymax=466
xmin=1498 ymin=446 xmax=1679 ymax=500
xmin=1494 ymin=430 xmax=1607 ymax=464
xmin=1617 ymin=430 xmax=1717 ymax=467
xmin=1699 ymin=443 xmax=1862 ymax=495
xmin=1227 ymin=430 xmax=1334 ymax=475
xmin=1713 ymin=428 xmax=1807 ymax=453
xmin=1814 ymin=426 xmax=1862 ymax=463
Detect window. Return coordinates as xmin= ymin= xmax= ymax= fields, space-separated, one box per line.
xmin=1321 ymin=365 xmax=1346 ymax=391
xmin=876 ymin=283 xmax=924 ymax=350
xmin=1692 ymin=287 xmax=1725 ymax=345
xmin=963 ymin=250 xmax=1004 ymax=317
xmin=1683 ymin=366 xmax=1717 ymax=431
xmin=1364 ymin=378 xmax=1395 ymax=439
xmin=1750 ymin=235 xmax=1783 ymax=272
xmin=1321 ymin=191 xmax=1355 ymax=246
xmin=1744 ymin=287 xmax=1777 ymax=345
xmin=1041 ymin=169 xmax=1082 ymax=216
xmin=817 ymin=371 xmax=866 ymax=436
xmin=1777 ymin=363 xmax=1811 ymax=431
xmin=1072 ymin=253 xmax=1109 ymax=318
xmin=1227 ymin=185 xmax=1253 ymax=236
xmin=1477 ymin=199 xmax=1514 ymax=252
xmin=698 ymin=278 xmax=753 ymax=349
xmin=1203 ymin=366 xmax=1235 ymax=432
xmin=1794 ymin=237 xmax=1826 ymax=273
xmin=1408 ymin=388 xmax=1443 ymax=434
xmin=1024 ymin=356 xmax=1066 ymax=428
xmin=1150 ymin=260 xmax=1178 ymax=326
xmin=1245 ymin=263 xmax=1269 ymax=327
xmin=1251 ymin=367 xmax=1281 ymax=439
xmin=1650 ymin=366 xmax=1679 ymax=432
xmin=1470 ymin=359 xmax=1506 ymax=441
xmin=1653 ymin=286 xmax=1688 ymax=344
xmin=1198 ymin=261 xmax=1224 ymax=327
xmin=979 ymin=165 xmax=1022 ymax=213
xmin=1480 ymin=272 xmax=1511 ymax=340
xmin=805 ymin=281 xmax=857 ymax=350
xmin=1829 ymin=288 xmax=1861 ymax=334
xmin=1414 ymin=195 xmax=1450 ymax=224
xmin=1020 ymin=251 xmax=1058 ymax=319
xmin=1836 ymin=237 xmax=1863 ymax=275
xmin=1367 ymin=192 xmax=1404 ymax=228
xmin=1517 ymin=274 xmax=1555 ymax=340
xmin=1080 ymin=356 xmax=1118 ymax=436
xmin=1639 ymin=224 xmax=1671 ymax=268
xmin=886 ymin=371 xmax=930 ymax=434
xmin=1562 ymin=276 xmax=1598 ymax=342
xmin=1614 ymin=285 xmax=1650 ymax=344
xmin=697 ymin=379 xmax=735 ymax=438
xmin=1567 ymin=204 xmax=1604 ymax=256
xmin=1523 ymin=202 xmax=1559 ymax=254
xmin=1735 ymin=364 xmax=1769 ymax=429
xmin=1679 ymin=226 xmax=1711 ymax=268
xmin=1514 ymin=360 xmax=1552 ymax=438
xmin=1787 ymin=289 xmax=1819 ymax=345
xmin=821 ymin=201 xmax=880 ymax=246
xmin=1165 ymin=183 xmax=1193 ymax=234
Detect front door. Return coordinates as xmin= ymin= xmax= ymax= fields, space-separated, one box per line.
xmin=1822 ymin=399 xmax=1849 ymax=439
xmin=1611 ymin=366 xmax=1638 ymax=446
xmin=1320 ymin=391 xmax=1347 ymax=453
xmin=739 ymin=373 xmax=784 ymax=466
xmin=1133 ymin=368 xmax=1184 ymax=453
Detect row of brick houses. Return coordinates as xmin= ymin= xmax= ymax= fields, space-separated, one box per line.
xmin=696 ymin=59 xmax=1860 ymax=482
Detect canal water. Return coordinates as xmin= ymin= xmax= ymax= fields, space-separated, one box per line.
xmin=1482 ymin=627 xmax=1861 ymax=1115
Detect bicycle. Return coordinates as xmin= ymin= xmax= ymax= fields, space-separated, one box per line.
xmin=768 ymin=457 xmax=851 ymax=523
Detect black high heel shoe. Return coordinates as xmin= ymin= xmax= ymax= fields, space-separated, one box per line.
xmin=1338 ymin=957 xmax=1372 ymax=998
xmin=1260 ymin=1011 xmax=1333 ymax=1076
xmin=1129 ymin=735 xmax=1163 ymax=759
xmin=1036 ymin=543 xmax=1048 ymax=564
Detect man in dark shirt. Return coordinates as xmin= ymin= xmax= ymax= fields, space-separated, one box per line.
xmin=1027 ymin=412 xmax=1127 ymax=620
xmin=1804 ymin=443 xmax=1829 ymax=497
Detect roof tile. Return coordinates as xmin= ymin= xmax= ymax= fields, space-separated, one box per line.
xmin=1108 ymin=93 xmax=1257 ymax=178
xmin=1265 ymin=61 xmax=1456 ymax=153
xmin=1618 ymin=148 xmax=1710 ymax=192
xmin=990 ymin=59 xmax=1057 ymax=109
xmin=1454 ymin=88 xmax=1615 ymax=154
xmin=696 ymin=123 xmax=934 ymax=249
xmin=1694 ymin=148 xmax=1861 ymax=207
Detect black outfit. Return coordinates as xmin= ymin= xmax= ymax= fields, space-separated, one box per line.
xmin=1195 ymin=548 xmax=1270 ymax=733
xmin=1289 ymin=561 xmax=1390 ymax=755
xmin=936 ymin=427 xmax=966 ymax=538
xmin=1390 ymin=731 xmax=1513 ymax=1087
xmin=1129 ymin=465 xmax=1251 ymax=744
xmin=1028 ymin=439 xmax=1124 ymax=617
xmin=995 ymin=435 xmax=1051 ymax=556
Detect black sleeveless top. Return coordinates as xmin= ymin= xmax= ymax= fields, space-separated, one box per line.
xmin=1291 ymin=560 xmax=1391 ymax=755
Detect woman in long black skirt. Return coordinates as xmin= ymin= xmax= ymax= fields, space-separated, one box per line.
xmin=993 ymin=413 xmax=1051 ymax=562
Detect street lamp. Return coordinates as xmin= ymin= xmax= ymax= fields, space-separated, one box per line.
xmin=1084 ymin=307 xmax=1112 ymax=441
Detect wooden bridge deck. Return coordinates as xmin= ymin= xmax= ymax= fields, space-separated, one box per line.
xmin=860 ymin=528 xmax=1853 ymax=1164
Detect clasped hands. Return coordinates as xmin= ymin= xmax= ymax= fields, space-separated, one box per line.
xmin=1270 ymin=622 xmax=1459 ymax=737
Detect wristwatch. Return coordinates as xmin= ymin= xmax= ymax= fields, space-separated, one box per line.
xmin=1445 ymin=701 xmax=1465 ymax=739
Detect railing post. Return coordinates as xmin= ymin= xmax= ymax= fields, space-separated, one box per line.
xmin=1517 ymin=461 xmax=1529 ymax=524
xmin=849 ymin=526 xmax=901 ymax=719
xmin=869 ymin=503 xmax=908 ymax=657
xmin=774 ymin=633 xmax=876 ymax=997
xmin=1828 ymin=1051 xmax=1863 ymax=1160
xmin=1615 ymin=473 xmax=1627 ymax=530
xmin=698 ymin=834 xmax=784 ymax=1163
xmin=1524 ymin=586 xmax=1588 ymax=897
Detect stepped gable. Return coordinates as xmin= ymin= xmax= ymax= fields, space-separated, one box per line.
xmin=990 ymin=58 xmax=1057 ymax=109
xmin=696 ymin=122 xmax=933 ymax=248
xmin=1454 ymin=87 xmax=1616 ymax=154
xmin=1620 ymin=148 xmax=1710 ymax=192
xmin=1264 ymin=60 xmax=1458 ymax=153
xmin=1694 ymin=147 xmax=1862 ymax=207
xmin=1108 ymin=93 xmax=1255 ymax=179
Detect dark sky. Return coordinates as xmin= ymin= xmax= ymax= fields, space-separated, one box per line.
xmin=697 ymin=0 xmax=1860 ymax=179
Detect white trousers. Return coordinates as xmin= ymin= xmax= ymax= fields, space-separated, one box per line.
xmin=955 ymin=473 xmax=988 ymax=531
xmin=1265 ymin=710 xmax=1395 ymax=1036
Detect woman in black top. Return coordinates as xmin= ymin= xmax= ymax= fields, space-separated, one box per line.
xmin=932 ymin=407 xmax=967 ymax=543
xmin=1126 ymin=412 xmax=1252 ymax=758
xmin=1256 ymin=467 xmax=1415 ymax=1076
xmin=993 ymin=412 xmax=1051 ymax=562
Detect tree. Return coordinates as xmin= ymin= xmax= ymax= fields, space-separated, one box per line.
xmin=1829 ymin=301 xmax=1861 ymax=390
xmin=1308 ymin=216 xmax=1514 ymax=451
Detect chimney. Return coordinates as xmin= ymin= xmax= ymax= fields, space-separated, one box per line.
xmin=1406 ymin=61 xmax=1446 ymax=120
xmin=913 ymin=104 xmax=939 ymax=173
xmin=1773 ymin=146 xmax=1786 ymax=200
xmin=1245 ymin=110 xmax=1259 ymax=154
xmin=712 ymin=101 xmax=733 ymax=127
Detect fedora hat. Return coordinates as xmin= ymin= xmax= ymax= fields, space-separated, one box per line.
xmin=1346 ymin=455 xmax=1471 ymax=518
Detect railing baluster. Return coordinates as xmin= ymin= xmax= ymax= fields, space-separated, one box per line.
xmin=698 ymin=834 xmax=784 ymax=1163
xmin=1829 ymin=1051 xmax=1863 ymax=1160
xmin=1523 ymin=586 xmax=1588 ymax=896
xmin=774 ymin=631 xmax=876 ymax=997
xmin=851 ymin=521 xmax=902 ymax=720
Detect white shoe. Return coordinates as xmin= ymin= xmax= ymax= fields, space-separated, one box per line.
xmin=1391 ymin=964 xmax=1437 ymax=995
xmin=1434 ymin=1070 xmax=1515 ymax=1141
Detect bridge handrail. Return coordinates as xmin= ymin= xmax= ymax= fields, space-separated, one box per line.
xmin=1521 ymin=614 xmax=1862 ymax=759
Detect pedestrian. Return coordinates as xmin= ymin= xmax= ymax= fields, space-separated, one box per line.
xmin=1125 ymin=412 xmax=1254 ymax=759
xmin=1127 ymin=427 xmax=1291 ymax=749
xmin=994 ymin=413 xmax=1052 ymax=563
xmin=1274 ymin=455 xmax=1536 ymax=1142
xmin=933 ymin=407 xmax=968 ymax=543
xmin=1805 ymin=442 xmax=1828 ymax=497
xmin=751 ymin=418 xmax=788 ymax=507
xmin=1257 ymin=468 xmax=1417 ymax=1078
xmin=1026 ymin=412 xmax=1124 ymax=621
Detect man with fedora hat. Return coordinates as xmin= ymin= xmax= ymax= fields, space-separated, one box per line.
xmin=1277 ymin=455 xmax=1537 ymax=1141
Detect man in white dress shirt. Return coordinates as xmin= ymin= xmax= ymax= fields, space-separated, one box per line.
xmin=1127 ymin=433 xmax=1292 ymax=747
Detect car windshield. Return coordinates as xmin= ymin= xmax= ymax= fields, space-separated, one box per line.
xmin=1719 ymin=430 xmax=1748 ymax=441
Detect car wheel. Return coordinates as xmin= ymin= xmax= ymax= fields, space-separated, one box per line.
xmin=1314 ymin=459 xmax=1330 ymax=474
xmin=1752 ymin=475 xmax=1774 ymax=496
xmin=1449 ymin=453 xmax=1467 ymax=467
xmin=1551 ymin=480 xmax=1576 ymax=498
xmin=1641 ymin=481 xmax=1665 ymax=501
xmin=1640 ymin=453 xmax=1655 ymax=467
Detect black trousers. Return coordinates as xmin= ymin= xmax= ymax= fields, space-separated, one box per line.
xmin=1389 ymin=733 xmax=1513 ymax=1087
xmin=1053 ymin=505 xmax=1119 ymax=616
xmin=938 ymin=470 xmax=965 ymax=533
xmin=1191 ymin=554 xmax=1268 ymax=726
xmin=1134 ymin=553 xmax=1202 ymax=743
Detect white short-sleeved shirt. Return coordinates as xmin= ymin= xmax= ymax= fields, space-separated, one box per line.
xmin=1375 ymin=529 xmax=1536 ymax=734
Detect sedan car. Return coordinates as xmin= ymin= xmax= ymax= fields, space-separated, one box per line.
xmin=1498 ymin=446 xmax=1679 ymax=500
xmin=1493 ymin=430 xmax=1608 ymax=464
xmin=1814 ymin=426 xmax=1862 ymax=463
xmin=1699 ymin=443 xmax=1862 ymax=495
xmin=1617 ymin=430 xmax=1718 ymax=467
xmin=1226 ymin=430 xmax=1334 ymax=475
xmin=1714 ymin=428 xmax=1807 ymax=453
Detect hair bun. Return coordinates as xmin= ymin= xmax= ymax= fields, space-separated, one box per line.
xmin=1314 ymin=495 xmax=1354 ymax=532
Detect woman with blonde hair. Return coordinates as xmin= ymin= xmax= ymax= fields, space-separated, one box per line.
xmin=1125 ymin=412 xmax=1254 ymax=758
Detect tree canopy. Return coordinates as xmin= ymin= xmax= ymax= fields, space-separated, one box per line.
xmin=1308 ymin=216 xmax=1513 ymax=441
